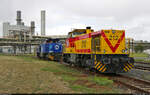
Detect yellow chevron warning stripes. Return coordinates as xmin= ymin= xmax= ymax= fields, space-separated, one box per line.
xmin=95 ymin=62 xmax=100 ymax=68
xmin=124 ymin=65 xmax=128 ymax=72
xmin=101 ymin=67 xmax=106 ymax=72
xmin=94 ymin=60 xmax=134 ymax=73
xmin=123 ymin=63 xmax=134 ymax=72
xmin=97 ymin=64 xmax=102 ymax=70
xmin=94 ymin=61 xmax=107 ymax=72
xmin=123 ymin=67 xmax=127 ymax=72
xmin=125 ymin=65 xmax=129 ymax=71
xmin=127 ymin=64 xmax=132 ymax=69
xmin=99 ymin=64 xmax=106 ymax=71
xmin=130 ymin=63 xmax=134 ymax=67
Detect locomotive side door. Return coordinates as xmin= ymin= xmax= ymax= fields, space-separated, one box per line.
xmin=91 ymin=35 xmax=101 ymax=61
xmin=92 ymin=35 xmax=101 ymax=54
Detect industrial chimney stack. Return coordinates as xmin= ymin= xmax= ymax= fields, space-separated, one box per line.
xmin=41 ymin=10 xmax=45 ymax=36
xmin=31 ymin=21 xmax=35 ymax=36
xmin=16 ymin=10 xmax=22 ymax=25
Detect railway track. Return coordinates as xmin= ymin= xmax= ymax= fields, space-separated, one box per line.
xmin=134 ymin=65 xmax=150 ymax=71
xmin=64 ymin=63 xmax=150 ymax=93
xmin=134 ymin=62 xmax=150 ymax=71
xmin=62 ymin=62 xmax=150 ymax=94
xmin=135 ymin=61 xmax=150 ymax=65
xmin=112 ymin=75 xmax=150 ymax=94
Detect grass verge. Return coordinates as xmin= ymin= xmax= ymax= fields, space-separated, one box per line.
xmin=89 ymin=76 xmax=113 ymax=86
xmin=41 ymin=62 xmax=123 ymax=93
xmin=130 ymin=53 xmax=149 ymax=57
xmin=0 ymin=54 xmax=124 ymax=93
xmin=135 ymin=59 xmax=150 ymax=63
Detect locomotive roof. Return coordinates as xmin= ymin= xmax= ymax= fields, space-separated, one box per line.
xmin=69 ymin=29 xmax=86 ymax=34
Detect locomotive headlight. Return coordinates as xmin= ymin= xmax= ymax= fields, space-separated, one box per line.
xmin=125 ymin=49 xmax=128 ymax=53
xmin=104 ymin=49 xmax=106 ymax=53
xmin=122 ymin=49 xmax=125 ymax=53
xmin=122 ymin=49 xmax=128 ymax=53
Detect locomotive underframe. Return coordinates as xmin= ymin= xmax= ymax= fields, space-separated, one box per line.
xmin=63 ymin=53 xmax=134 ymax=73
xmin=37 ymin=52 xmax=62 ymax=61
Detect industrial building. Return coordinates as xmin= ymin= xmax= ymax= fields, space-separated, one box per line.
xmin=0 ymin=10 xmax=67 ymax=54
xmin=3 ymin=11 xmax=35 ymax=41
xmin=1 ymin=10 xmax=36 ymax=54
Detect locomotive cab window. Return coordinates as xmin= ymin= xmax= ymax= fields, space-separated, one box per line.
xmin=68 ymin=29 xmax=87 ymax=38
xmin=72 ymin=31 xmax=86 ymax=37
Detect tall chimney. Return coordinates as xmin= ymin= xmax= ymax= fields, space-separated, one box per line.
xmin=41 ymin=10 xmax=45 ymax=36
xmin=16 ymin=10 xmax=22 ymax=25
xmin=31 ymin=21 xmax=35 ymax=36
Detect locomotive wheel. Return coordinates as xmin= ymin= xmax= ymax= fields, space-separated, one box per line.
xmin=89 ymin=68 xmax=96 ymax=72
xmin=81 ymin=58 xmax=87 ymax=68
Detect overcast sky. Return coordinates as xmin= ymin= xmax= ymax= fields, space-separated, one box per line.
xmin=0 ymin=0 xmax=150 ymax=41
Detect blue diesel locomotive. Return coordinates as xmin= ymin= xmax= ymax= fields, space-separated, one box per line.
xmin=37 ymin=38 xmax=63 ymax=61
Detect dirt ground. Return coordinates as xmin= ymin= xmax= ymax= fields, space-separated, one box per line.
xmin=0 ymin=55 xmax=76 ymax=94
